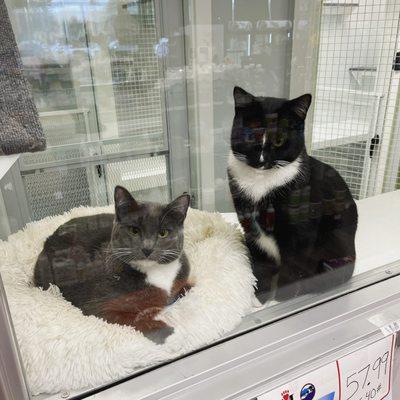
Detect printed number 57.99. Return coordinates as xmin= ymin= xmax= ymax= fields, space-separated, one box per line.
xmin=345 ymin=351 xmax=390 ymax=400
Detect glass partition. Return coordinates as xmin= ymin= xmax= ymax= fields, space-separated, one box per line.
xmin=0 ymin=0 xmax=399 ymax=398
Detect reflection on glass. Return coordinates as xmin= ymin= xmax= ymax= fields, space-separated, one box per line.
xmin=0 ymin=0 xmax=399 ymax=399
xmin=10 ymin=0 xmax=165 ymax=147
xmin=7 ymin=0 xmax=169 ymax=219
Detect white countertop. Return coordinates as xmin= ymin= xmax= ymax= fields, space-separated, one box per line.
xmin=354 ymin=190 xmax=400 ymax=274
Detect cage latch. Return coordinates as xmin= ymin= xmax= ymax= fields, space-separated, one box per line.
xmin=369 ymin=134 xmax=380 ymax=158
xmin=96 ymin=165 xmax=103 ymax=178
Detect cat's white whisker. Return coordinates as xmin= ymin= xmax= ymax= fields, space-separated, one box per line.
xmin=233 ymin=152 xmax=247 ymax=163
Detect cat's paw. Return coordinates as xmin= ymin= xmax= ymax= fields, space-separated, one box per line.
xmin=144 ymin=326 xmax=174 ymax=345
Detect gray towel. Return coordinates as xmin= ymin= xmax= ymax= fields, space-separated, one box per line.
xmin=0 ymin=0 xmax=45 ymax=155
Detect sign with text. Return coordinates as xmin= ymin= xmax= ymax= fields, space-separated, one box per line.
xmin=257 ymin=335 xmax=395 ymax=400
xmin=338 ymin=335 xmax=394 ymax=400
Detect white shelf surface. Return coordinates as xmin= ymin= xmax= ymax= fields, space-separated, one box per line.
xmin=0 ymin=154 xmax=19 ymax=181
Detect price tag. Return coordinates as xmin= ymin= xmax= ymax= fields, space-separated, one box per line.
xmin=256 ymin=335 xmax=395 ymax=400
xmin=337 ymin=335 xmax=395 ymax=400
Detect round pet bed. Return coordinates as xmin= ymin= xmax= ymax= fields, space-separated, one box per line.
xmin=0 ymin=206 xmax=256 ymax=395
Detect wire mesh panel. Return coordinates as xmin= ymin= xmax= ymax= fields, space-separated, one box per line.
xmin=20 ymin=144 xmax=94 ymax=170
xmin=312 ymin=141 xmax=368 ymax=193
xmin=311 ymin=0 xmax=400 ymax=199
xmin=104 ymin=155 xmax=169 ymax=204
xmin=109 ymin=0 xmax=164 ymax=142
xmin=39 ymin=109 xmax=90 ymax=147
xmin=9 ymin=0 xmax=173 ymax=225
xmin=22 ymin=155 xmax=169 ymax=221
xmin=381 ymin=71 xmax=400 ymax=193
xmin=22 ymin=167 xmax=93 ymax=221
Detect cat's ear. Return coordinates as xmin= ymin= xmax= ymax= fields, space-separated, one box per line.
xmin=289 ymin=94 xmax=312 ymax=120
xmin=114 ymin=186 xmax=140 ymax=221
xmin=164 ymin=193 xmax=191 ymax=223
xmin=233 ymin=86 xmax=254 ymax=108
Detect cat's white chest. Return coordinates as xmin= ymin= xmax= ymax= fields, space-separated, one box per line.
xmin=228 ymin=151 xmax=301 ymax=202
xmin=133 ymin=259 xmax=181 ymax=295
xmin=228 ymin=151 xmax=302 ymax=263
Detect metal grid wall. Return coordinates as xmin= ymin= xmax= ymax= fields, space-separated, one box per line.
xmin=381 ymin=68 xmax=400 ymax=193
xmin=22 ymin=155 xmax=169 ymax=221
xmin=15 ymin=0 xmax=170 ymax=223
xmin=105 ymin=155 xmax=169 ymax=204
xmin=20 ymin=145 xmax=92 ymax=170
xmin=312 ymin=141 xmax=367 ymax=192
xmin=39 ymin=110 xmax=90 ymax=147
xmin=110 ymin=0 xmax=164 ymax=142
xmin=23 ymin=168 xmax=92 ymax=221
xmin=311 ymin=0 xmax=400 ymax=199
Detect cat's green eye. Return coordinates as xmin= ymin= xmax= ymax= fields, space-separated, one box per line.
xmin=158 ymin=229 xmax=169 ymax=238
xmin=274 ymin=133 xmax=286 ymax=147
xmin=130 ymin=227 xmax=140 ymax=235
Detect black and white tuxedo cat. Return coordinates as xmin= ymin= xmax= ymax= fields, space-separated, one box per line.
xmin=228 ymin=87 xmax=358 ymax=302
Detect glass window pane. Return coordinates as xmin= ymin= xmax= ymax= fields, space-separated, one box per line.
xmin=0 ymin=0 xmax=399 ymax=398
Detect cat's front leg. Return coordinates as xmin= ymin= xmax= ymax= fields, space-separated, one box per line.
xmin=102 ymin=303 xmax=173 ymax=344
xmin=134 ymin=312 xmax=174 ymax=344
xmin=228 ymin=178 xmax=256 ymax=235
xmin=143 ymin=326 xmax=175 ymax=344
xmin=101 ymin=286 xmax=175 ymax=343
xmin=246 ymin=239 xmax=280 ymax=303
xmin=127 ymin=306 xmax=175 ymax=344
xmin=100 ymin=287 xmax=172 ymax=333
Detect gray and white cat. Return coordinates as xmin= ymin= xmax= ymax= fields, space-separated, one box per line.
xmin=34 ymin=186 xmax=191 ymax=343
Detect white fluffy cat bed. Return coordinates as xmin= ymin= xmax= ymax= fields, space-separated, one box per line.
xmin=0 ymin=206 xmax=256 ymax=395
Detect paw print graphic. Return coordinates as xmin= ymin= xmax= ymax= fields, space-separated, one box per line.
xmin=281 ymin=390 xmax=291 ymax=400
